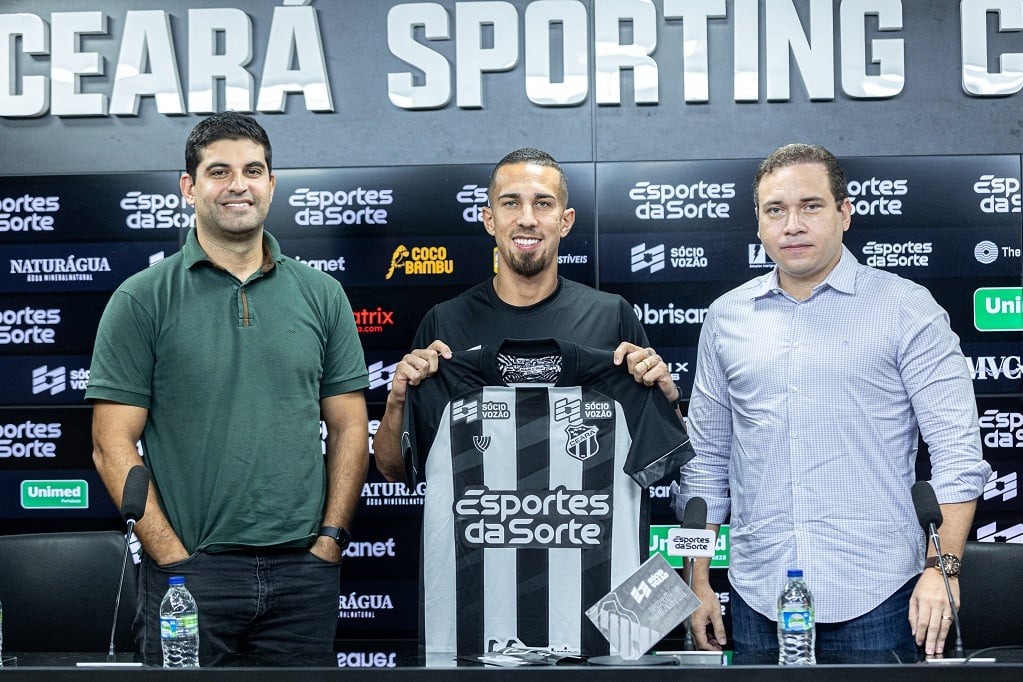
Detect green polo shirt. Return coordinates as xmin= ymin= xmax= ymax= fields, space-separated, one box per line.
xmin=86 ymin=228 xmax=368 ymax=553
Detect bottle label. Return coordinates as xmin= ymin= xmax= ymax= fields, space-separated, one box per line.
xmin=160 ymin=614 xmax=199 ymax=639
xmin=780 ymin=609 xmax=813 ymax=632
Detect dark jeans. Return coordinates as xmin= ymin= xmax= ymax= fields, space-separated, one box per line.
xmin=137 ymin=548 xmax=340 ymax=666
xmin=731 ymin=577 xmax=918 ymax=655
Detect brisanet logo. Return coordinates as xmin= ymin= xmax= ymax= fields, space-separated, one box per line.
xmin=21 ymin=479 xmax=88 ymax=509
xmin=633 ymin=303 xmax=708 ymax=326
xmin=974 ymin=287 xmax=1023 ymax=331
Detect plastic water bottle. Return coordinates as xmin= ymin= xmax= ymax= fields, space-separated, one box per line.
xmin=160 ymin=575 xmax=199 ymax=668
xmin=777 ymin=569 xmax=815 ymax=665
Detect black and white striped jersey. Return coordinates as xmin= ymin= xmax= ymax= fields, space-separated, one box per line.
xmin=402 ymin=339 xmax=692 ymax=656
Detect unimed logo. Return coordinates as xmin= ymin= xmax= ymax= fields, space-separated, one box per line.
xmin=21 ymin=479 xmax=88 ymax=509
xmin=974 ymin=287 xmax=1023 ymax=331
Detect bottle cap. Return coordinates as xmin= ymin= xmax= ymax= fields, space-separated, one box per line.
xmin=787 ymin=569 xmax=803 ymax=578
xmin=168 ymin=575 xmax=185 ymax=586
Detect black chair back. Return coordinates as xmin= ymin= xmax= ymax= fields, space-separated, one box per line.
xmin=0 ymin=531 xmax=137 ymax=652
xmin=948 ymin=540 xmax=1023 ymax=651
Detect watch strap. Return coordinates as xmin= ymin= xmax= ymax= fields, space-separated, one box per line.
xmin=319 ymin=525 xmax=351 ymax=550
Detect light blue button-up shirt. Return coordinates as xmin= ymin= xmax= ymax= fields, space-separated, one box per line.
xmin=683 ymin=246 xmax=991 ymax=622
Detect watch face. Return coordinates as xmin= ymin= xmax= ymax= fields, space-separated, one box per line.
xmin=941 ymin=553 xmax=961 ymax=576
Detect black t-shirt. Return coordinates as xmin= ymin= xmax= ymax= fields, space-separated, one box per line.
xmin=411 ymin=277 xmax=649 ymax=352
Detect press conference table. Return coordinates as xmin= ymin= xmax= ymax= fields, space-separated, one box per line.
xmin=5 ymin=647 xmax=1023 ymax=681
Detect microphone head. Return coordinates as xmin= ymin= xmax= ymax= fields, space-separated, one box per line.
xmin=120 ymin=465 xmax=150 ymax=523
xmin=681 ymin=496 xmax=708 ymax=530
xmin=911 ymin=480 xmax=942 ymax=530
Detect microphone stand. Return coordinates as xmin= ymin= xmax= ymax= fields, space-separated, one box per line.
xmin=683 ymin=556 xmax=696 ymax=651
xmin=107 ymin=518 xmax=136 ymax=661
xmin=926 ymin=522 xmax=964 ymax=657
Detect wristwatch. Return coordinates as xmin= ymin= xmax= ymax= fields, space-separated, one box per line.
xmin=319 ymin=525 xmax=352 ymax=552
xmin=925 ymin=553 xmax=961 ymax=578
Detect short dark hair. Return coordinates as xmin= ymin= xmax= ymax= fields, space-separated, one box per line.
xmin=488 ymin=147 xmax=569 ymax=206
xmin=753 ymin=143 xmax=848 ymax=209
xmin=184 ymin=111 xmax=272 ymax=179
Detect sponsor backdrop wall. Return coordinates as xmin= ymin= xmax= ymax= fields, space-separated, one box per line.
xmin=2 ymin=0 xmax=1021 ymax=651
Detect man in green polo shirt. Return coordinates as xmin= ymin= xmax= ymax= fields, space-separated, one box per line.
xmin=87 ymin=112 xmax=369 ymax=665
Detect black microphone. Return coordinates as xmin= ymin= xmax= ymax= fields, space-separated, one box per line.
xmin=911 ymin=481 xmax=964 ymax=657
xmin=109 ymin=465 xmax=150 ymax=660
xmin=120 ymin=464 xmax=150 ymax=525
xmin=681 ymin=496 xmax=708 ymax=530
xmin=679 ymin=496 xmax=708 ymax=651
xmin=912 ymin=480 xmax=943 ymax=531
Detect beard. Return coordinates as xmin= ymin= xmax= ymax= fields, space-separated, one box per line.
xmin=505 ymin=249 xmax=548 ymax=277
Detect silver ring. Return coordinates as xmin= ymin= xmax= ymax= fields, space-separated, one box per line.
xmin=941 ymin=616 xmax=953 ymax=621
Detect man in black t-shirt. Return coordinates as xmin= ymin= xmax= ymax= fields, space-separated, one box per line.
xmin=372 ymin=148 xmax=686 ymax=657
xmin=374 ymin=148 xmax=682 ymax=482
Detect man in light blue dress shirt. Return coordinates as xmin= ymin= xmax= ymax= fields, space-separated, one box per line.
xmin=679 ymin=143 xmax=991 ymax=658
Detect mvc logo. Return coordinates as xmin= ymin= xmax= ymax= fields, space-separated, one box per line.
xmin=973 ymin=175 xmax=1021 ymax=214
xmin=456 ymin=184 xmax=489 ymax=223
xmin=966 ymin=355 xmax=1021 ymax=380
